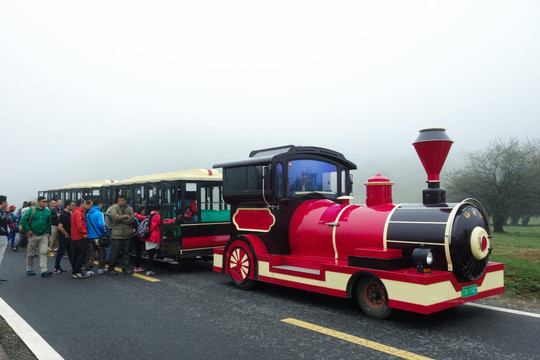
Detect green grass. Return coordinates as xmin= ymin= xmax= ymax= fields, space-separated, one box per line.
xmin=490 ymin=225 xmax=540 ymax=299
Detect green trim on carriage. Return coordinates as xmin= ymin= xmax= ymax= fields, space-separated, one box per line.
xmin=200 ymin=209 xmax=230 ymax=222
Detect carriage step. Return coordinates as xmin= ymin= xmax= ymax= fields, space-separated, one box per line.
xmin=273 ymin=265 xmax=321 ymax=275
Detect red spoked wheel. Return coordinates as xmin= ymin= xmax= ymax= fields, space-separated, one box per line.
xmin=228 ymin=243 xmax=255 ymax=290
xmin=356 ymin=276 xmax=392 ymax=319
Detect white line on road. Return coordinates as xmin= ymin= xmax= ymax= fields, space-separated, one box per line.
xmin=465 ymin=302 xmax=540 ymax=318
xmin=0 ymin=297 xmax=64 ymax=360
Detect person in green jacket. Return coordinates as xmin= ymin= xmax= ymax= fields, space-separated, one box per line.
xmin=20 ymin=196 xmax=53 ymax=277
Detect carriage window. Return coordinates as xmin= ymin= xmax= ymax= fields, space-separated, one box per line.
xmin=224 ymin=166 xmax=264 ymax=192
xmin=287 ymin=160 xmax=338 ymax=196
xmin=148 ymin=186 xmax=159 ymax=206
xmin=200 ymin=185 xmax=230 ymax=222
xmin=276 ymin=163 xmax=283 ymax=197
xmin=341 ymin=169 xmax=346 ymax=195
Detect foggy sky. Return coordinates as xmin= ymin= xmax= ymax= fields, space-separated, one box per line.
xmin=1 ymin=1 xmax=539 ymax=210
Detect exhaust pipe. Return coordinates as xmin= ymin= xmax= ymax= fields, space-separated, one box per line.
xmin=413 ymin=128 xmax=454 ymax=206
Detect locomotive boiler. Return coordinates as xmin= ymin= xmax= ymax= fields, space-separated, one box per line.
xmin=213 ymin=128 xmax=504 ymax=318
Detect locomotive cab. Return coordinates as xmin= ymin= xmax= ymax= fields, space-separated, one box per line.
xmin=215 ymin=145 xmax=357 ymax=206
xmin=214 ymin=145 xmax=357 ymax=255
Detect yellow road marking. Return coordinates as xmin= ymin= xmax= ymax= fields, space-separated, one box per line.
xmin=281 ymin=318 xmax=435 ymax=360
xmin=94 ymin=262 xmax=160 ymax=282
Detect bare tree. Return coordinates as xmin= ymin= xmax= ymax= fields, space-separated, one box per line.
xmin=446 ymin=138 xmax=540 ymax=233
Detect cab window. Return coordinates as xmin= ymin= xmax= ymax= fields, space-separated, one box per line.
xmin=287 ymin=160 xmax=338 ymax=196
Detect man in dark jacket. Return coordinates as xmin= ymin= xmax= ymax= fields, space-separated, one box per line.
xmin=0 ymin=195 xmax=15 ymax=283
xmin=108 ymin=195 xmax=134 ymax=275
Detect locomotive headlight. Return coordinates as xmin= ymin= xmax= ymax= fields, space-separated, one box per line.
xmin=412 ymin=247 xmax=433 ymax=273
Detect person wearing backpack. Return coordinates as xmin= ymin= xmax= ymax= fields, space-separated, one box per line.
xmin=143 ymin=205 xmax=176 ymax=276
xmin=17 ymin=201 xmax=32 ymax=249
xmin=20 ymin=196 xmax=53 ymax=277
xmin=0 ymin=195 xmax=15 ymax=283
xmin=132 ymin=207 xmax=147 ymax=272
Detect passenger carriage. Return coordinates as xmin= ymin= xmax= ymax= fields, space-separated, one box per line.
xmin=40 ymin=169 xmax=230 ymax=265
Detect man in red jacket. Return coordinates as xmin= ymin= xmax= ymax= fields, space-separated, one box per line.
xmin=71 ymin=198 xmax=93 ymax=279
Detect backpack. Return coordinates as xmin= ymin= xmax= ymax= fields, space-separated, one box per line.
xmin=19 ymin=207 xmax=36 ymax=236
xmin=136 ymin=214 xmax=155 ymax=239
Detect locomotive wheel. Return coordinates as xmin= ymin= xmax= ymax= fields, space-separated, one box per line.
xmin=356 ymin=276 xmax=392 ymax=319
xmin=228 ymin=243 xmax=255 ymax=290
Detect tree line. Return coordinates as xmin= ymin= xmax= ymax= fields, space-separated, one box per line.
xmin=446 ymin=138 xmax=540 ymax=233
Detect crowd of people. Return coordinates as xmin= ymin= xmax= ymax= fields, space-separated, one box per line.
xmin=0 ymin=194 xmax=174 ymax=282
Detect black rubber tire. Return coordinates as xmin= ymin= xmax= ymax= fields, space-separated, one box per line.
xmin=356 ymin=276 xmax=393 ymax=319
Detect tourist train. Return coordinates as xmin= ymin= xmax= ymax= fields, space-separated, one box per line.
xmin=40 ymin=128 xmax=504 ymax=318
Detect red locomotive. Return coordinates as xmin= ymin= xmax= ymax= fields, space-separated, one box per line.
xmin=213 ymin=128 xmax=504 ymax=318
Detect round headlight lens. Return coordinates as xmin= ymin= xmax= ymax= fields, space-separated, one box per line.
xmin=426 ymin=251 xmax=433 ymax=265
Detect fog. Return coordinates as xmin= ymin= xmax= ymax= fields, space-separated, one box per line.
xmin=1 ymin=1 xmax=539 ymax=209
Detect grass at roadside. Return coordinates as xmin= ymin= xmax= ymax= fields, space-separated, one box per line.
xmin=490 ymin=225 xmax=540 ymax=301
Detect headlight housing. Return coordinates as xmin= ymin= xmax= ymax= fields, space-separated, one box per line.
xmin=412 ymin=247 xmax=433 ymax=273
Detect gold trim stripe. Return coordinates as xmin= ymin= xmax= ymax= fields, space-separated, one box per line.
xmin=386 ymin=240 xmax=445 ymax=246
xmin=281 ymin=318 xmax=434 ymax=360
xmin=232 ymin=208 xmax=276 ymax=233
xmin=444 ymin=203 xmax=462 ymax=271
xmin=332 ymin=205 xmax=353 ymax=259
xmin=389 ymin=221 xmax=447 ymax=225
xmin=383 ymin=204 xmax=401 ymax=251
xmin=181 ymin=222 xmax=230 ymax=227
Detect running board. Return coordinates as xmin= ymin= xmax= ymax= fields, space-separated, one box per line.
xmin=272 ymin=265 xmax=321 ymax=276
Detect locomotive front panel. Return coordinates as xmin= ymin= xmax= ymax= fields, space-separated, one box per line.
xmin=385 ymin=201 xmax=492 ymax=281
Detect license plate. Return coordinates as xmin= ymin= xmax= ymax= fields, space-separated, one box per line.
xmin=462 ymin=285 xmax=478 ymax=298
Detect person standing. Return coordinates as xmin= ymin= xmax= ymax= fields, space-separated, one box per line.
xmin=55 ymin=199 xmax=74 ymax=274
xmin=71 ymin=198 xmax=92 ymax=279
xmin=20 ymin=196 xmax=53 ymax=277
xmin=108 ymin=195 xmax=134 ymax=275
xmin=0 ymin=195 xmax=15 ymax=283
xmin=85 ymin=199 xmax=107 ymax=275
xmin=49 ymin=200 xmax=61 ymax=257
xmin=104 ymin=200 xmax=117 ymax=263
xmin=8 ymin=205 xmax=17 ymax=250
xmin=17 ymin=201 xmax=31 ymax=249
xmin=143 ymin=205 xmax=176 ymax=276
xmin=133 ymin=207 xmax=147 ymax=272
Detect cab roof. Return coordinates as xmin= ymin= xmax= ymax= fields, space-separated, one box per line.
xmin=213 ymin=145 xmax=357 ymax=169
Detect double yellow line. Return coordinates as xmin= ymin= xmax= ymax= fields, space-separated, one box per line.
xmin=282 ymin=318 xmax=434 ymax=360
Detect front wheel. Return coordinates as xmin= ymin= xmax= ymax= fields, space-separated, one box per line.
xmin=356 ymin=276 xmax=392 ymax=319
xmin=227 ymin=243 xmax=255 ymax=290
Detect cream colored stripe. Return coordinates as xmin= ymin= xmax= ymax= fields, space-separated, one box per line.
xmin=382 ymin=270 xmax=504 ymax=306
xmin=386 ymin=240 xmax=445 ymax=246
xmin=383 ymin=204 xmax=401 ymax=251
xmin=259 ymin=261 xmax=349 ymax=291
xmin=213 ymin=253 xmax=223 ymax=269
xmin=332 ymin=205 xmax=353 ymax=259
xmin=281 ymin=318 xmax=434 ymax=360
xmin=389 ymin=221 xmax=447 ymax=225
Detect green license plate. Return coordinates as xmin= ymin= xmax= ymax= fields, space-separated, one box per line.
xmin=462 ymin=285 xmax=478 ymax=298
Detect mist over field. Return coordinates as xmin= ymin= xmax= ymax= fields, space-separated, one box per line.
xmin=1 ymin=1 xmax=538 ymax=209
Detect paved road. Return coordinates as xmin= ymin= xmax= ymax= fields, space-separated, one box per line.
xmin=0 ymin=249 xmax=539 ymax=360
